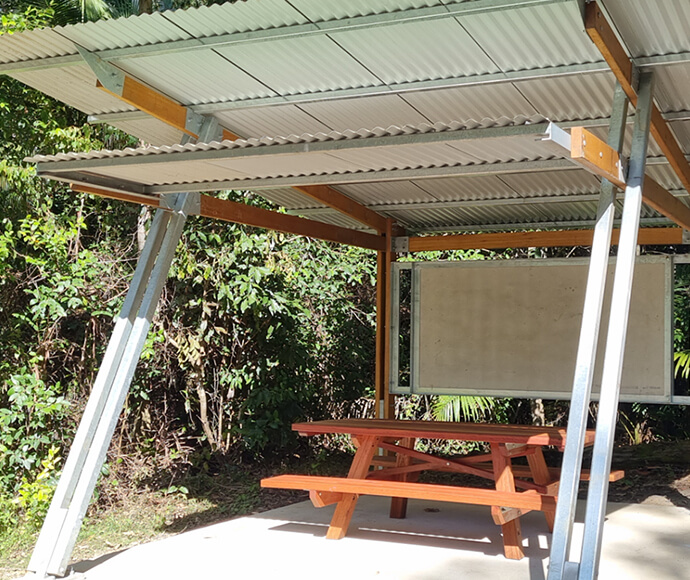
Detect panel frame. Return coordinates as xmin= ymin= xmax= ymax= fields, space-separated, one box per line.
xmin=389 ymin=255 xmax=677 ymax=403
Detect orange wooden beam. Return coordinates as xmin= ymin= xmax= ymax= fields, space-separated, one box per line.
xmin=642 ymin=177 xmax=690 ymax=231
xmin=200 ymin=195 xmax=384 ymax=250
xmin=97 ymin=77 xmax=240 ymax=141
xmin=585 ymin=2 xmax=690 ymax=199
xmin=71 ymin=183 xmax=385 ymax=251
xmin=292 ymin=184 xmax=388 ymax=233
xmin=71 ymin=183 xmax=161 ymax=208
xmin=570 ymin=126 xmax=626 ymax=189
xmin=406 ymin=227 xmax=685 ymax=252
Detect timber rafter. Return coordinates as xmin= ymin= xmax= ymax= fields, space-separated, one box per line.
xmin=71 ymin=184 xmax=385 ymax=251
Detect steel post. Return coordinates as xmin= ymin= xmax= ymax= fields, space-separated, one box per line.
xmin=28 ymin=192 xmax=197 ymax=577
xmin=546 ymin=83 xmax=629 ymax=580
xmin=577 ymin=72 xmax=655 ymax=580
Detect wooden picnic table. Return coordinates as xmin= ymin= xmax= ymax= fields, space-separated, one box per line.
xmin=261 ymin=419 xmax=622 ymax=560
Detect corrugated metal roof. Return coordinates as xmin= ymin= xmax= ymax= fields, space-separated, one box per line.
xmin=214 ymin=35 xmax=381 ymax=95
xmin=57 ymin=11 xmax=191 ymax=51
xmin=513 ymin=72 xmax=617 ymax=122
xmin=300 ymin=95 xmax=431 ymax=133
xmin=4 ymin=0 xmax=690 ymax=235
xmin=122 ymin=49 xmax=276 ymax=106
xmin=401 ymin=83 xmax=540 ymax=126
xmin=286 ymin=0 xmax=446 ymax=22
xmin=652 ymin=64 xmax=690 ymax=115
xmin=213 ymin=106 xmax=333 ymax=140
xmin=109 ymin=118 xmax=185 ymax=148
xmin=337 ymin=181 xmax=439 ymax=206
xmin=0 ymin=27 xmax=76 ymax=64
xmin=461 ymin=2 xmax=602 ymax=72
xmin=163 ymin=0 xmax=308 ymax=35
xmin=9 ymin=65 xmax=135 ymax=115
xmin=602 ymin=0 xmax=690 ymax=58
xmin=330 ymin=18 xmax=500 ymax=84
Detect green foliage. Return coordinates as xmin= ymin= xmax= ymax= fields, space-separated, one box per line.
xmin=13 ymin=446 xmax=62 ymax=528
xmin=431 ymin=395 xmax=496 ymax=423
xmin=0 ymin=371 xmax=68 ymax=493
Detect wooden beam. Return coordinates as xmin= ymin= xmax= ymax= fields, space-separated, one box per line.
xmin=292 ymin=184 xmax=388 ymax=233
xmin=643 ymin=177 xmax=690 ymax=231
xmin=570 ymin=126 xmax=626 ymax=189
xmin=407 ymin=227 xmax=685 ymax=252
xmin=97 ymin=77 xmax=240 ymax=141
xmin=585 ymin=2 xmax=690 ymax=205
xmin=71 ymin=183 xmax=161 ymax=207
xmin=71 ymin=183 xmax=385 ymax=251
xmin=200 ymin=196 xmax=384 ymax=250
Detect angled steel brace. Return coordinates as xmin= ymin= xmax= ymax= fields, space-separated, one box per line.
xmin=577 ymin=71 xmax=655 ymax=580
xmin=75 ymin=46 xmax=230 ymax=141
xmin=27 ymin=192 xmax=198 ymax=577
xmin=547 ymin=82 xmax=629 ymax=580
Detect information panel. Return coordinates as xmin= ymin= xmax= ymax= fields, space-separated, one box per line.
xmin=395 ymin=256 xmax=672 ymax=402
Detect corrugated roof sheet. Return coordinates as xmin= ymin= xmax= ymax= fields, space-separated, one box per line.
xmin=10 ymin=65 xmax=135 ymax=115
xmin=3 ymin=0 xmax=690 ymax=234
xmin=460 ymin=2 xmax=601 ymax=71
xmin=330 ymin=18 xmax=500 ymax=84
xmin=602 ymin=0 xmax=690 ymax=57
xmin=163 ymin=0 xmax=308 ymax=35
xmin=57 ymin=11 xmax=191 ymax=51
xmin=0 ymin=26 xmax=76 ymax=64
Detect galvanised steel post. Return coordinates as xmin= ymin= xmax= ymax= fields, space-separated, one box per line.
xmin=28 ymin=192 xmax=197 ymax=578
xmin=577 ymin=72 xmax=655 ymax=580
xmin=546 ymin=83 xmax=629 ymax=580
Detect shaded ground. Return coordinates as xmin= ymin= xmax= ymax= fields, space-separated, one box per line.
xmin=1 ymin=441 xmax=688 ymax=580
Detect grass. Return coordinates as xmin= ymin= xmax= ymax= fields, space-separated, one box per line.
xmin=0 ymin=466 xmax=270 ymax=580
xmin=0 ymin=453 xmax=350 ymax=580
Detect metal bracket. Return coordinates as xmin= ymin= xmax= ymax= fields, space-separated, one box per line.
xmin=392 ymin=236 xmax=409 ymax=253
xmin=159 ymin=192 xmax=200 ymax=215
xmin=683 ymin=230 xmax=690 ymax=244
xmin=75 ymin=45 xmax=124 ymax=95
xmin=196 ymin=116 xmax=223 ymax=144
xmin=541 ymin=122 xmax=572 ymax=155
xmin=185 ymin=108 xmax=205 ymax=139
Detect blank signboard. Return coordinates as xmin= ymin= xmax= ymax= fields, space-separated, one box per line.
xmin=395 ymin=256 xmax=672 ymax=402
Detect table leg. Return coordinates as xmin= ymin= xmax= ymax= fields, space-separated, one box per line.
xmin=491 ymin=442 xmax=524 ymax=560
xmin=526 ymin=446 xmax=556 ymax=532
xmin=390 ymin=437 xmax=416 ymax=519
xmin=326 ymin=435 xmax=380 ymax=539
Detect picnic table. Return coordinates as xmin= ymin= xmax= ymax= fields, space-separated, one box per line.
xmin=261 ymin=419 xmax=623 ymax=560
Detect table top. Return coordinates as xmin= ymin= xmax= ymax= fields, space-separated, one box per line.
xmin=293 ymin=419 xmax=595 ymax=449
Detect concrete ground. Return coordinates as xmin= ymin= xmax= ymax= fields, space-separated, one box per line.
xmin=67 ymin=497 xmax=689 ymax=580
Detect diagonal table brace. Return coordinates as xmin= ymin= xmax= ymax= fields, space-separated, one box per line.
xmin=27 ymin=192 xmax=198 ymax=578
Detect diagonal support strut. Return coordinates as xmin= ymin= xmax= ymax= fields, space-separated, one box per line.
xmin=27 ymin=193 xmax=197 ymax=577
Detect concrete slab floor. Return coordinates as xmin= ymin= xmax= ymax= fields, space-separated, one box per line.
xmin=64 ymin=497 xmax=689 ymax=580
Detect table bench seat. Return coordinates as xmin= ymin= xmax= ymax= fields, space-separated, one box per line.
xmin=261 ymin=474 xmax=557 ymax=511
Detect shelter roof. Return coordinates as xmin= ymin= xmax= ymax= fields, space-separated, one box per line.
xmin=4 ymin=0 xmax=690 ymax=234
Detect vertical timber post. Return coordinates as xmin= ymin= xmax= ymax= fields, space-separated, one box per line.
xmin=577 ymin=72 xmax=655 ymax=580
xmin=547 ymin=83 xmax=629 ymax=580
xmin=375 ymin=219 xmax=396 ymax=419
xmin=28 ymin=192 xmax=198 ymax=578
